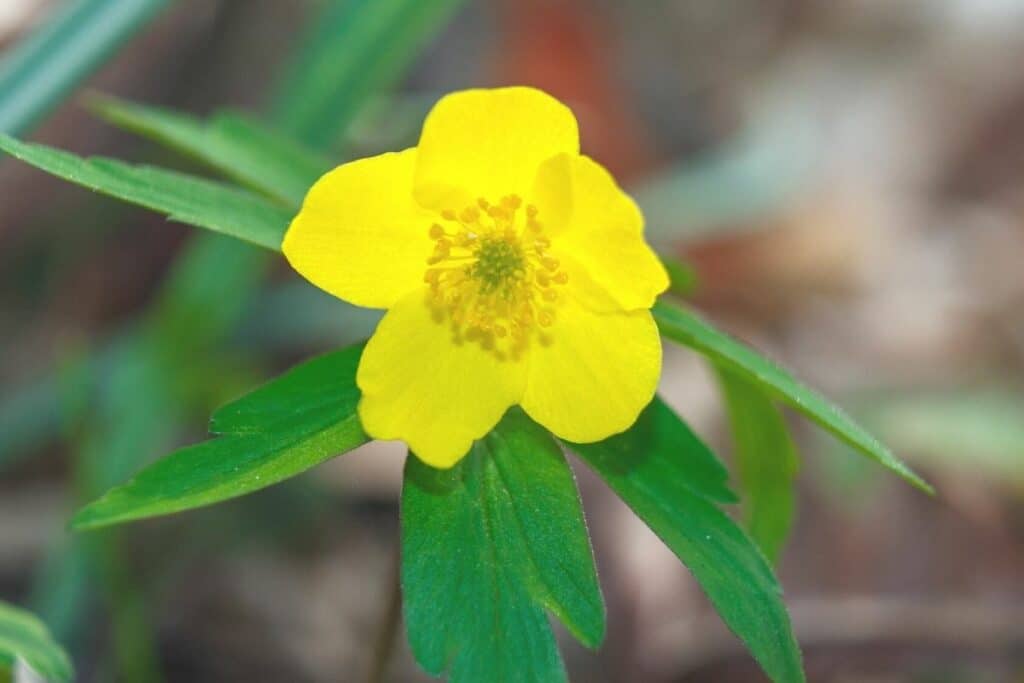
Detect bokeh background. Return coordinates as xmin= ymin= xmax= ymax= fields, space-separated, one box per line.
xmin=2 ymin=0 xmax=1024 ymax=681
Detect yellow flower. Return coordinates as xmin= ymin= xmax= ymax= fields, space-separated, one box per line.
xmin=283 ymin=87 xmax=668 ymax=467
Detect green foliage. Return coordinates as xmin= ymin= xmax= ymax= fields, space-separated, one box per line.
xmin=0 ymin=134 xmax=292 ymax=250
xmin=568 ymin=398 xmax=805 ymax=683
xmin=717 ymin=368 xmax=799 ymax=564
xmin=402 ymin=409 xmax=604 ymax=683
xmin=88 ymin=95 xmax=332 ymax=205
xmin=72 ymin=345 xmax=368 ymax=530
xmin=660 ymin=255 xmax=699 ymax=296
xmin=271 ymin=0 xmax=467 ymax=147
xmin=4 ymin=0 xmax=469 ymax=678
xmin=0 ymin=601 xmax=72 ymax=682
xmin=0 ymin=18 xmax=930 ymax=676
xmin=0 ymin=0 xmax=168 ymax=135
xmin=652 ymin=300 xmax=932 ymax=493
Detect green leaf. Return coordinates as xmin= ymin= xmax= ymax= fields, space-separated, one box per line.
xmin=0 ymin=0 xmax=168 ymax=135
xmin=661 ymin=255 xmax=699 ymax=296
xmin=0 ymin=134 xmax=291 ymax=251
xmin=402 ymin=409 xmax=604 ymax=683
xmin=567 ymin=397 xmax=805 ymax=683
xmin=653 ymin=300 xmax=932 ymax=493
xmin=581 ymin=398 xmax=737 ymax=505
xmin=88 ymin=94 xmax=332 ymax=206
xmin=0 ymin=601 xmax=73 ymax=682
xmin=71 ymin=344 xmax=369 ymax=530
xmin=271 ymin=0 xmax=467 ymax=147
xmin=716 ymin=368 xmax=799 ymax=564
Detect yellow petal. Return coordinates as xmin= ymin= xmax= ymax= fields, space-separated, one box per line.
xmin=521 ymin=300 xmax=661 ymax=443
xmin=283 ymin=149 xmax=432 ymax=309
xmin=534 ymin=153 xmax=668 ymax=311
xmin=357 ymin=288 xmax=526 ymax=467
xmin=414 ymin=87 xmax=579 ymax=209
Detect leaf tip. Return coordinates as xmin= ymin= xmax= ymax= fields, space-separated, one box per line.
xmin=68 ymin=503 xmax=111 ymax=532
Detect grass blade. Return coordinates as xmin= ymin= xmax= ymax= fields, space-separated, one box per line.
xmin=88 ymin=94 xmax=332 ymax=205
xmin=0 ymin=0 xmax=168 ymax=135
xmin=270 ymin=0 xmax=466 ymax=147
xmin=0 ymin=134 xmax=292 ymax=250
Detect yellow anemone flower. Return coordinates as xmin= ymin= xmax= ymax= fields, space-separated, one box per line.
xmin=283 ymin=87 xmax=668 ymax=467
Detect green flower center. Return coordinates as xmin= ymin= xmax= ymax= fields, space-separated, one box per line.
xmin=422 ymin=194 xmax=568 ymax=354
xmin=470 ymin=236 xmax=526 ymax=297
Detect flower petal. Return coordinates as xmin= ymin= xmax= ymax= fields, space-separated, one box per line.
xmin=357 ymin=288 xmax=526 ymax=467
xmin=521 ymin=300 xmax=661 ymax=443
xmin=534 ymin=153 xmax=668 ymax=311
xmin=414 ymin=87 xmax=579 ymax=209
xmin=283 ymin=149 xmax=432 ymax=309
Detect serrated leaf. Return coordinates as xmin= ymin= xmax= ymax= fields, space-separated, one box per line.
xmin=567 ymin=397 xmax=805 ymax=683
xmin=272 ymin=0 xmax=467 ymax=147
xmin=71 ymin=345 xmax=368 ymax=530
xmin=653 ymin=300 xmax=932 ymax=493
xmin=402 ymin=408 xmax=604 ymax=683
xmin=89 ymin=95 xmax=331 ymax=205
xmin=716 ymin=368 xmax=799 ymax=564
xmin=0 ymin=134 xmax=291 ymax=250
xmin=0 ymin=601 xmax=72 ymax=683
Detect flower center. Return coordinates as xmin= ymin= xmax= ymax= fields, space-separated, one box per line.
xmin=423 ymin=194 xmax=568 ymax=351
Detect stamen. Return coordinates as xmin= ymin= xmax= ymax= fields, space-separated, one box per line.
xmin=423 ymin=193 xmax=568 ymax=351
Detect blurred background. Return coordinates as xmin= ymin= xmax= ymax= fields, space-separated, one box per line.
xmin=2 ymin=0 xmax=1023 ymax=681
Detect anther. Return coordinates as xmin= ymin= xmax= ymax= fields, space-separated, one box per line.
xmin=423 ymin=195 xmax=563 ymax=344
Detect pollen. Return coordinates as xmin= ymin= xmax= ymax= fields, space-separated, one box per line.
xmin=423 ymin=194 xmax=568 ymax=351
